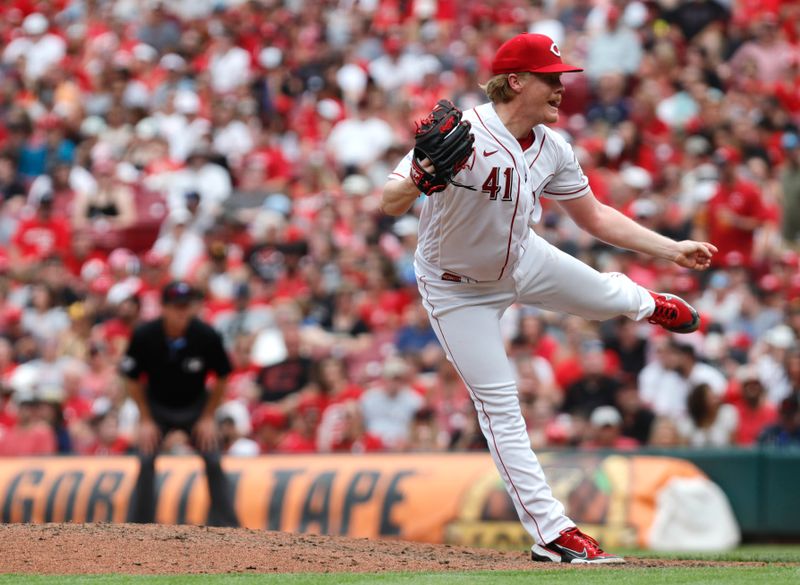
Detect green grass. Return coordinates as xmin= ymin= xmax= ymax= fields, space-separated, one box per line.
xmin=619 ymin=544 xmax=800 ymax=563
xmin=1 ymin=569 xmax=800 ymax=585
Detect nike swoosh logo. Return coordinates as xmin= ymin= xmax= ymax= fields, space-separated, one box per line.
xmin=483 ymin=149 xmax=498 ymax=157
xmin=555 ymin=545 xmax=588 ymax=559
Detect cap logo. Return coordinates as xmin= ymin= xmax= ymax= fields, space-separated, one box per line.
xmin=550 ymin=43 xmax=561 ymax=57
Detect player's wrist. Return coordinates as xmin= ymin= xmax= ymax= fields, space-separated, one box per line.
xmin=654 ymin=240 xmax=681 ymax=263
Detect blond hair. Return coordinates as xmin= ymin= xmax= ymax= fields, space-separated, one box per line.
xmin=479 ymin=72 xmax=531 ymax=104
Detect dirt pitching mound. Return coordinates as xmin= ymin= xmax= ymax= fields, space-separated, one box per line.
xmin=0 ymin=523 xmax=780 ymax=574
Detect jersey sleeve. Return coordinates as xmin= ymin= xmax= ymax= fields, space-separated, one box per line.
xmin=119 ymin=326 xmax=146 ymax=380
xmin=541 ymin=132 xmax=590 ymax=201
xmin=388 ymin=149 xmax=414 ymax=181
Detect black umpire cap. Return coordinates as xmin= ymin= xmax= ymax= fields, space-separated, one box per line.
xmin=161 ymin=281 xmax=199 ymax=305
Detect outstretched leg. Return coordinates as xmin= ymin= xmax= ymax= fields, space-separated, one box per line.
xmin=513 ymin=234 xmax=653 ymax=321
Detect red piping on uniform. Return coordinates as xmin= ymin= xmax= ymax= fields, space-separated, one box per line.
xmin=476 ymin=108 xmax=521 ymax=282
xmin=497 ymin=176 xmax=520 ymax=280
xmin=528 ymin=133 xmax=547 ymax=168
xmin=419 ymin=276 xmax=547 ymax=544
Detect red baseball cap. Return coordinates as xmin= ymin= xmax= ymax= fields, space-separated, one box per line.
xmin=491 ymin=34 xmax=583 ymax=75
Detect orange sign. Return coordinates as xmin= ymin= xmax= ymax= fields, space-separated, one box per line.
xmin=0 ymin=453 xmax=705 ymax=546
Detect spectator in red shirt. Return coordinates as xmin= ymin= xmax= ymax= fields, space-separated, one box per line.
xmin=100 ymin=295 xmax=142 ymax=356
xmin=272 ymin=242 xmax=311 ymax=301
xmin=235 ymin=129 xmax=292 ymax=197
xmin=250 ymin=404 xmax=288 ymax=453
xmin=83 ymin=410 xmax=130 ymax=455
xmin=422 ymin=360 xmax=472 ymax=448
xmin=11 ymin=192 xmax=71 ymax=262
xmin=0 ymin=393 xmax=57 ymax=456
xmin=731 ymin=366 xmax=778 ymax=445
xmin=313 ymin=356 xmax=363 ymax=407
xmin=316 ymin=399 xmax=383 ymax=454
xmin=702 ymin=147 xmax=766 ymax=267
xmin=513 ymin=311 xmax=561 ymax=366
xmin=0 ymin=383 xmax=17 ymax=430
xmin=275 ymin=395 xmax=320 ymax=453
xmin=60 ymin=361 xmax=93 ymax=426
xmin=79 ymin=341 xmax=117 ymax=400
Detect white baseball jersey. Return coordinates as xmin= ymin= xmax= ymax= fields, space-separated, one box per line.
xmin=390 ymin=102 xmax=589 ymax=282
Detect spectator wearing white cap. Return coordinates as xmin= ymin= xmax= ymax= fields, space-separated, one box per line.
xmin=2 ymin=13 xmax=66 ymax=82
xmin=582 ymin=405 xmax=639 ymax=450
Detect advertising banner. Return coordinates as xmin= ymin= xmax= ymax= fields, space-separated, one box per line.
xmin=0 ymin=453 xmax=706 ymax=547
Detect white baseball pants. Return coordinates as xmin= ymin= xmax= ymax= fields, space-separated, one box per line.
xmin=415 ymin=233 xmax=654 ymax=544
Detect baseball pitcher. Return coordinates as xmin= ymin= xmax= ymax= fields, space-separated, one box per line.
xmin=381 ymin=33 xmax=717 ymax=564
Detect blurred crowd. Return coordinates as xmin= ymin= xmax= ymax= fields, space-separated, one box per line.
xmin=0 ymin=0 xmax=799 ymax=458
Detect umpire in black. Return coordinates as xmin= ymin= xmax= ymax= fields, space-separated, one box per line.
xmin=121 ymin=281 xmax=239 ymax=526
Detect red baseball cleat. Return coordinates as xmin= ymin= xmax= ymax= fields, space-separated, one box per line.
xmin=647 ymin=291 xmax=700 ymax=334
xmin=531 ymin=527 xmax=625 ymax=564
